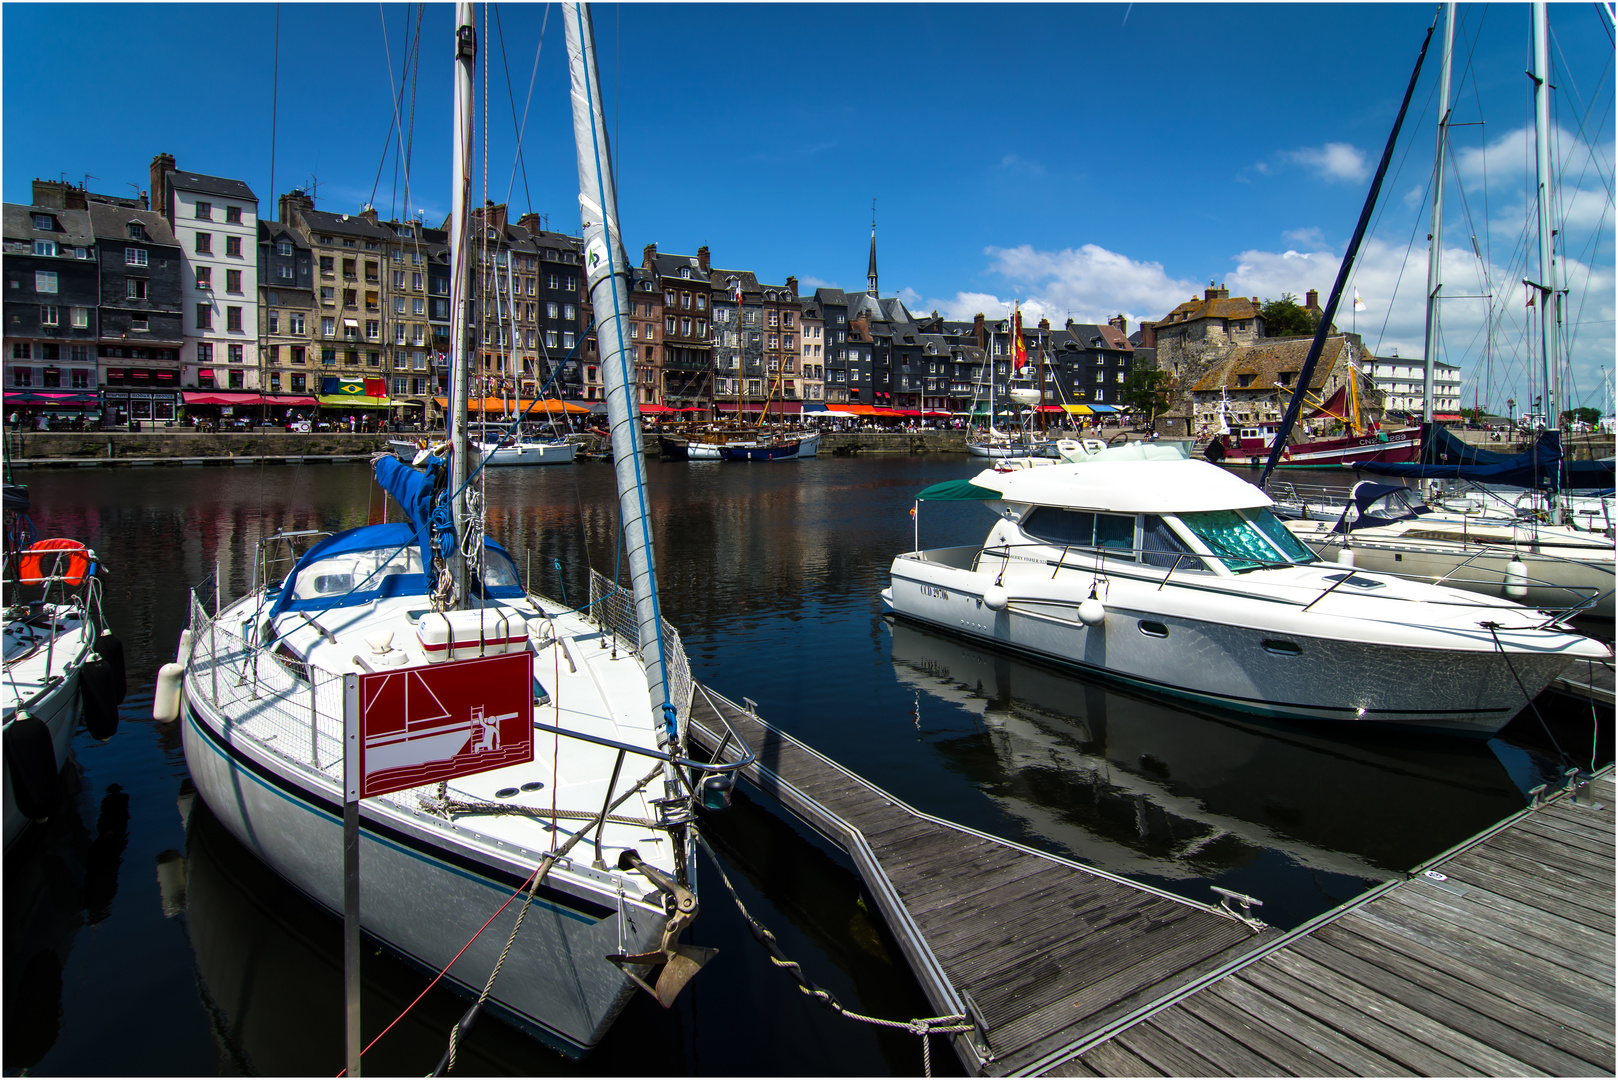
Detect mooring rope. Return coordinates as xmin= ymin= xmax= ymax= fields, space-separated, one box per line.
xmin=1485 ymin=622 xmax=1577 ymax=771
xmin=693 ymin=831 xmax=972 ymax=1077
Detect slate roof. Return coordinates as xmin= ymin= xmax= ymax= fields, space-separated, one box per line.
xmin=89 ymin=203 xmax=178 ymax=247
xmin=649 ymin=251 xmax=706 ymax=281
xmin=4 ymin=203 xmax=94 ymax=245
xmin=1058 ymin=322 xmax=1134 ymax=352
xmin=710 ymin=268 xmax=760 ymax=298
xmin=167 ymin=170 xmax=257 ymax=202
xmin=299 ymin=209 xmax=396 ymax=242
xmin=1191 ymin=337 xmax=1346 ymax=393
xmin=257 ymin=219 xmax=308 ymax=251
xmin=813 ymin=286 xmax=848 ymax=307
xmin=1156 ymin=294 xmax=1262 ymax=326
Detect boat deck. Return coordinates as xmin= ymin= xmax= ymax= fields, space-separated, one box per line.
xmin=1038 ymin=770 xmax=1615 ymax=1077
xmin=685 ymin=690 xmax=1275 ymax=1077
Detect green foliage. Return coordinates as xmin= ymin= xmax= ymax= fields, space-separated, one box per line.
xmin=1561 ymin=406 xmax=1601 ymax=425
xmin=1260 ymin=293 xmax=1319 ymax=338
xmin=1121 ymin=366 xmax=1173 ymax=422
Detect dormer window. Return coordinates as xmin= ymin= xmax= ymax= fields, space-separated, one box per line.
xmin=679 ymin=267 xmax=691 ymax=278
xmin=128 ymin=222 xmax=147 ymax=241
xmin=32 ymin=214 xmax=54 ymax=231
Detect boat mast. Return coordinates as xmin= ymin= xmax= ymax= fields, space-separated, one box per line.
xmin=447 ymin=0 xmax=475 ymax=608
xmin=1422 ymin=1 xmax=1455 ymax=430
xmin=564 ymin=1 xmax=677 ymax=741
xmin=1530 ymin=0 xmax=1559 ymax=430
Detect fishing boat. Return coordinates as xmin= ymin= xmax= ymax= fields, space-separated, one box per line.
xmin=162 ymin=4 xmax=749 ymax=1057
xmin=3 ymin=484 xmax=124 ymax=850
xmin=882 ymin=440 xmax=1609 ymax=737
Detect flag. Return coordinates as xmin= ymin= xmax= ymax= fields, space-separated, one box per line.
xmin=1526 ymin=288 xmax=1536 ymax=308
xmin=1012 ymin=304 xmax=1027 ymax=372
xmin=322 ymin=377 xmax=368 ymax=397
xmin=1353 ymin=291 xmax=1366 ymax=313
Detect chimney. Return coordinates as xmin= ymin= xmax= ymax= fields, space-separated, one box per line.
xmin=279 ymin=188 xmax=314 ymax=225
xmin=1305 ymin=289 xmax=1319 ymax=310
xmin=1037 ymin=317 xmax=1050 ymax=331
xmin=516 ymin=211 xmax=542 ymax=233
xmin=643 ymin=242 xmax=657 ymax=269
xmin=1204 ymin=281 xmax=1229 ymax=301
xmin=360 ymin=205 xmax=378 ymax=225
xmin=150 ymin=153 xmax=176 ymax=221
xmin=971 ymin=312 xmax=986 ymax=349
xmin=32 ymin=179 xmax=68 ymax=209
xmin=1108 ymin=313 xmax=1128 ymax=336
xmin=697 ymin=245 xmax=710 ymax=273
xmin=1139 ymin=320 xmax=1157 ymax=347
xmin=140 ymin=189 xmax=149 ymax=211
xmin=785 ymin=275 xmax=798 ymax=297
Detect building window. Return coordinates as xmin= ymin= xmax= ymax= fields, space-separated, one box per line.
xmin=277 ymin=239 xmax=293 ymax=257
xmin=196 ymin=342 xmax=213 ymax=362
xmin=131 ymin=314 xmax=149 ymax=331
xmin=226 ymin=269 xmax=242 ymax=293
xmin=225 ymin=236 xmax=242 ymax=258
xmin=320 ymin=287 xmax=334 ymax=304
xmin=226 ymin=307 xmax=242 ymax=332
xmin=196 ymin=266 xmax=213 ymax=289
xmin=195 ymin=233 xmax=212 ymax=254
xmin=547 ymin=302 xmax=559 ymax=319
xmin=71 ymin=368 xmax=90 ymax=389
xmin=290 ymin=373 xmax=306 ymax=392
xmin=12 ymin=368 xmax=30 ymax=387
xmin=226 ymin=206 xmax=242 ymax=224
xmin=40 ymin=305 xmax=58 ymax=326
xmin=320 ymin=256 xmax=334 ymax=276
xmin=289 ymin=312 xmax=305 ymax=334
xmin=125 ymin=247 xmax=148 ymax=267
xmin=195 ymin=202 xmax=212 ymax=219
xmin=321 ymin=317 xmax=335 ymax=336
xmin=278 ymin=265 xmax=293 ymax=281
xmin=229 ymin=343 xmax=244 ymax=364
xmin=366 ymin=320 xmax=379 ymax=340
xmin=34 ymin=239 xmax=57 ymax=257
xmin=412 ymin=272 xmax=423 ymax=291
xmin=10 ymin=344 xmax=28 ymax=360
xmin=35 ymin=271 xmax=58 ymax=294
xmin=71 ymin=307 xmax=88 ymax=329
xmin=32 ymin=213 xmax=53 ymax=230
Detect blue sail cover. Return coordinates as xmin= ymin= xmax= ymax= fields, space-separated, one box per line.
xmin=1357 ymin=424 xmax=1570 ymax=489
xmin=373 ymin=453 xmax=437 ymax=569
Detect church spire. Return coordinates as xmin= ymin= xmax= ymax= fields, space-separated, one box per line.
xmin=867 ymin=198 xmax=878 ymax=297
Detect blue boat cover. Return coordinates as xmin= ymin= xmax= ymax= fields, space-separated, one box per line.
xmin=1357 ymin=424 xmax=1567 ymax=489
xmin=266 ymin=522 xmax=525 ymax=618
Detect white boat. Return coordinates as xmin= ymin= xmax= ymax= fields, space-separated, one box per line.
xmin=882 ymin=440 xmax=1609 ymax=737
xmin=4 ymin=488 xmax=124 ymax=851
xmin=1282 ymin=481 xmax=1615 ymax=619
xmin=165 ymin=4 xmax=749 ymax=1058
xmin=476 ymin=431 xmax=577 ymax=466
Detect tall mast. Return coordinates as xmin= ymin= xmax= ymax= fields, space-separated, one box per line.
xmin=1422 ymin=1 xmax=1455 ymax=428
xmin=564 ymin=1 xmax=676 ymax=741
xmin=1530 ymin=0 xmax=1559 ymax=428
xmin=448 ymin=1 xmax=475 ymax=608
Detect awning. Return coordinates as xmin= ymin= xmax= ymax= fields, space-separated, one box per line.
xmin=343 ymin=319 xmax=359 ymax=328
xmin=801 ymin=402 xmax=828 ymax=413
xmin=1063 ymin=404 xmax=1093 ymax=415
xmin=431 ymin=396 xmax=591 ymax=415
xmin=713 ymin=401 xmax=804 ymax=414
xmin=183 ymin=391 xmax=265 ymax=406
xmin=916 ymin=478 xmax=1003 ymax=501
xmin=197 ymin=369 xmax=214 ymax=379
xmin=4 ymin=390 xmax=43 ymax=403
xmin=1089 ymin=404 xmax=1118 ymax=414
xmin=638 ymin=402 xmax=677 ymax=414
xmin=1433 ymin=413 xmax=1464 ymax=422
xmin=317 ymin=394 xmax=392 ymax=408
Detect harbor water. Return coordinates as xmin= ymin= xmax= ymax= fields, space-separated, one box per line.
xmin=5 ymin=457 xmax=1610 ymax=1076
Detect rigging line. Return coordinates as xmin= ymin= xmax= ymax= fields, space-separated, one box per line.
xmin=494 ymin=3 xmax=545 ymax=214
xmin=369 ymin=3 xmax=408 ymax=211
xmin=402 ymin=3 xmax=426 ymax=223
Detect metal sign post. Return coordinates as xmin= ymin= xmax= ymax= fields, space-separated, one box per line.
xmin=343 ymin=672 xmax=362 ymax=1078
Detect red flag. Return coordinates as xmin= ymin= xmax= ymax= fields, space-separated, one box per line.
xmin=364 ymin=377 xmax=386 ymax=398
xmin=1012 ymin=305 xmax=1027 ymax=372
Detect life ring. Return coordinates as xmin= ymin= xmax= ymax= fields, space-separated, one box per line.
xmin=18 ymin=540 xmax=91 ymax=587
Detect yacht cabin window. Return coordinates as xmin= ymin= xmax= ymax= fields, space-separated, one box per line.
xmin=1020 ymin=508 xmax=1135 ymax=555
xmin=1174 ymin=509 xmax=1317 ymax=572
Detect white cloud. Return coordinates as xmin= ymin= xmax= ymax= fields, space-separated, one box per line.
xmin=799 ymin=275 xmax=839 ymax=291
xmin=999 ymin=153 xmax=1045 ymax=175
xmin=1282 ymin=227 xmax=1326 ymax=247
xmin=1281 ymin=142 xmax=1370 ymax=183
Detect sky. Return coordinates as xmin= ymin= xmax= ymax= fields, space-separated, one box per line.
xmin=4 ymin=2 xmax=1614 ymax=414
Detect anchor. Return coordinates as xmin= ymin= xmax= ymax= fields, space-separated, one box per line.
xmin=607 ymin=849 xmax=717 ymax=1007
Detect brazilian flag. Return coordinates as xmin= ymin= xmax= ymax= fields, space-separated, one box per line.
xmin=321 ymin=377 xmax=367 ymax=397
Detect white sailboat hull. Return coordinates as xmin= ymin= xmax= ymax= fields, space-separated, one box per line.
xmin=3 ymin=607 xmax=94 ymax=850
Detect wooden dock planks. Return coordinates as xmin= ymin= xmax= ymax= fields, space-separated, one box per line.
xmin=1039 ymin=769 xmax=1615 ymax=1077
xmin=686 ymin=688 xmax=1270 ymax=1076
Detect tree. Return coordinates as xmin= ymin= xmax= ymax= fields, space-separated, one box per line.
xmin=1121 ymin=366 xmax=1174 ymax=425
xmin=1260 ymin=293 xmax=1319 ymax=338
xmin=1561 ymin=406 xmax=1601 ymax=427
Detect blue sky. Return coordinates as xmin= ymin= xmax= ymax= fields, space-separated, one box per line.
xmin=5 ymin=3 xmax=1613 ymax=412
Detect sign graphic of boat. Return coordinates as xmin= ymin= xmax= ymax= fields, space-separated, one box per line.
xmin=357 ymin=652 xmax=533 ymax=798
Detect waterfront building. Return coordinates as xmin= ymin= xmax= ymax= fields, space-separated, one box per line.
xmin=3 ymin=189 xmax=103 ymax=419
xmin=814 ymin=288 xmax=850 ymax=403
xmin=628 ymin=267 xmax=665 ymax=405
xmin=1363 ymin=352 xmax=1462 ymax=419
xmin=709 ymin=268 xmax=761 ymax=414
xmin=149 ymin=154 xmax=259 ymax=392
xmin=643 ymin=244 xmax=712 ymax=408
xmin=80 ymin=188 xmax=186 ymax=424
xmin=798 ymin=297 xmax=824 ymax=404
xmin=1188 ymin=334 xmax=1384 ymax=435
xmin=258 ymin=216 xmax=315 ymax=401
xmin=1049 ymin=316 xmax=1135 ymax=413
xmin=380 ymin=216 xmax=441 ymax=419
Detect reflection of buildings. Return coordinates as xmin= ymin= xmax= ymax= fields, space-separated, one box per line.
xmin=886 ymin=620 xmax=1525 ymax=891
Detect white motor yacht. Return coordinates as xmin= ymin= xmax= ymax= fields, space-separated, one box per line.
xmin=882 ymin=442 xmax=1609 ymax=737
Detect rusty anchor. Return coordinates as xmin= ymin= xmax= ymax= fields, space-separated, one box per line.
xmin=607 ymin=848 xmax=717 ymax=1007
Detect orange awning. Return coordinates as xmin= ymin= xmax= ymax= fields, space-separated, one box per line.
xmin=432 ymin=396 xmax=592 ymax=415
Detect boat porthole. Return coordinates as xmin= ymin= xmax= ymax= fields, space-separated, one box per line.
xmin=520 ymin=781 xmax=545 ymax=792
xmin=495 ymin=787 xmax=519 ymax=799
xmin=1262 ymin=639 xmax=1303 ymax=657
xmin=1138 ymin=620 xmax=1169 ymax=638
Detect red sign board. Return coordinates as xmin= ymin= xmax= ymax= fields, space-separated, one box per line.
xmin=355 ymin=651 xmax=533 ymax=799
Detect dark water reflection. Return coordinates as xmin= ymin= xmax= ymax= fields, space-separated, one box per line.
xmin=4 ymin=458 xmax=1607 ymax=1076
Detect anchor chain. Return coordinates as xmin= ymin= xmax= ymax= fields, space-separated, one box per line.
xmin=694 ymin=832 xmax=973 ymax=1077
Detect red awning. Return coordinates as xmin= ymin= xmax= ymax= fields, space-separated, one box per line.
xmin=197 ymin=369 xmax=214 ymax=379
xmin=713 ymin=402 xmax=803 ymax=414
xmin=638 ymin=402 xmax=676 ymax=414
xmin=1433 ymin=413 xmax=1464 ymax=422
xmin=184 ymin=391 xmax=266 ymax=406
xmin=267 ymin=395 xmax=320 ymax=407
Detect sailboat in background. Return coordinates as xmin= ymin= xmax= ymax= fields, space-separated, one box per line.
xmin=970 ymin=304 xmax=1053 ymax=458
xmin=167 ymin=2 xmax=749 ymax=1057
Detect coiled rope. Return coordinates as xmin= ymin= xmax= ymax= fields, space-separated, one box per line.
xmin=693 ymin=832 xmax=972 ymax=1077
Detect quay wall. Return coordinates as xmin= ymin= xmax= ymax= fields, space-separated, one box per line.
xmin=5 ymin=427 xmax=1609 ymax=463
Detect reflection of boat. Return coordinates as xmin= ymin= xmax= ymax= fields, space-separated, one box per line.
xmin=1285 ymin=481 xmax=1615 ymax=618
xmin=886 ymin=619 xmax=1530 ymax=886
xmin=883 ymin=439 xmax=1610 ymax=736
xmin=168 ymin=5 xmax=749 ymax=1057
xmin=4 ymin=485 xmax=124 ymax=850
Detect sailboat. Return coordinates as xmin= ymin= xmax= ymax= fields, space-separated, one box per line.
xmin=162 ymin=3 xmax=749 ymax=1057
xmin=969 ymin=305 xmax=1053 ymax=458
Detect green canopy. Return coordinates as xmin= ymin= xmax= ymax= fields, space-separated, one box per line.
xmin=916 ymin=478 xmax=1003 ymax=501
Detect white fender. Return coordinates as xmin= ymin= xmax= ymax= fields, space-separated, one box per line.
xmin=1335 ymin=548 xmax=1356 ymax=567
xmin=1505 ymin=558 xmax=1529 ymax=600
xmin=153 ymin=662 xmax=185 ymax=722
xmin=982 ymin=585 xmax=1009 ymax=611
xmin=1077 ymin=599 xmax=1106 ymax=626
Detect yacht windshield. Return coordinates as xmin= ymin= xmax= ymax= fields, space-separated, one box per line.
xmin=1175 ymin=509 xmax=1316 ymax=572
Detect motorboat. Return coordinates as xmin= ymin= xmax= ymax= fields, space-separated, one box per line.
xmin=1282 ymin=481 xmax=1614 ymax=619
xmin=3 ymin=485 xmax=124 ymax=850
xmin=475 ymin=430 xmax=577 ymax=466
xmin=161 ymin=4 xmax=750 ymax=1058
xmin=882 ymin=440 xmax=1610 ymax=737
